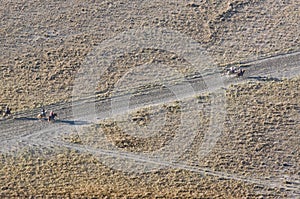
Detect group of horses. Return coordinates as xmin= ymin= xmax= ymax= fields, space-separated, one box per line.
xmin=225 ymin=66 xmax=246 ymax=77
xmin=2 ymin=66 xmax=243 ymax=121
xmin=37 ymin=110 xmax=57 ymax=122
xmin=1 ymin=106 xmax=57 ymax=122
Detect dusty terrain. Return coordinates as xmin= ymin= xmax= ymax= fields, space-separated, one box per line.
xmin=0 ymin=0 xmax=299 ymax=111
xmin=0 ymin=77 xmax=299 ymax=198
xmin=0 ymin=0 xmax=299 ymax=198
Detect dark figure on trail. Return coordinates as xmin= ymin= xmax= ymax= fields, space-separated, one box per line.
xmin=48 ymin=110 xmax=57 ymax=122
xmin=41 ymin=108 xmax=46 ymax=117
xmin=237 ymin=69 xmax=245 ymax=77
xmin=3 ymin=105 xmax=11 ymax=117
xmin=37 ymin=107 xmax=47 ymax=119
xmin=227 ymin=66 xmax=237 ymax=75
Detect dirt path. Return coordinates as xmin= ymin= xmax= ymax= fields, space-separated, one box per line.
xmin=0 ymin=51 xmax=299 ymax=195
xmin=1 ymin=51 xmax=299 ymax=139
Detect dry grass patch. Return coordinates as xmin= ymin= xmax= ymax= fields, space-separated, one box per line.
xmin=1 ymin=78 xmax=299 ymax=198
xmin=0 ymin=149 xmax=285 ymax=198
xmin=197 ymin=77 xmax=299 ymax=184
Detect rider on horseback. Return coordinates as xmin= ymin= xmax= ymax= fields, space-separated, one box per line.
xmin=49 ymin=110 xmax=54 ymax=117
xmin=48 ymin=110 xmax=55 ymax=122
xmin=230 ymin=66 xmax=236 ymax=73
xmin=2 ymin=105 xmax=11 ymax=117
xmin=227 ymin=66 xmax=237 ymax=75
xmin=41 ymin=108 xmax=46 ymax=117
xmin=5 ymin=105 xmax=11 ymax=115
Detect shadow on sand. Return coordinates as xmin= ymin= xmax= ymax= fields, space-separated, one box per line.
xmin=247 ymin=76 xmax=283 ymax=82
xmin=14 ymin=117 xmax=89 ymax=126
xmin=15 ymin=117 xmax=39 ymax=121
xmin=58 ymin=120 xmax=90 ymax=125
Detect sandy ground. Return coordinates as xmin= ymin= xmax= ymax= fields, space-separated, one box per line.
xmin=0 ymin=0 xmax=299 ymax=112
xmin=0 ymin=77 xmax=299 ymax=198
xmin=0 ymin=0 xmax=299 ymax=198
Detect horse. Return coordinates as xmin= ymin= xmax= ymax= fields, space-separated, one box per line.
xmin=48 ymin=113 xmax=57 ymax=122
xmin=226 ymin=66 xmax=237 ymax=75
xmin=37 ymin=111 xmax=47 ymax=119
